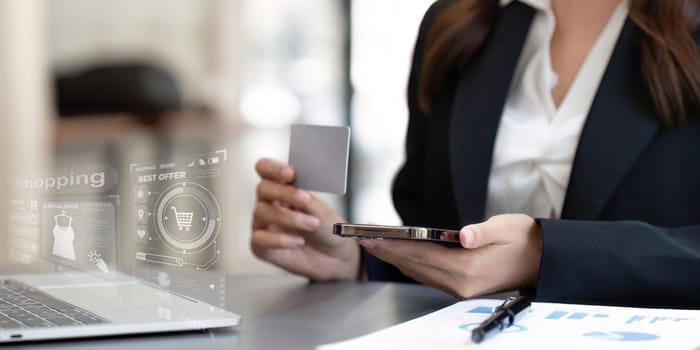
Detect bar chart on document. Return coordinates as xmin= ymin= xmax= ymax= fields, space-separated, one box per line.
xmin=318 ymin=299 xmax=700 ymax=350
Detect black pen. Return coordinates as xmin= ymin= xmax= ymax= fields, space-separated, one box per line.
xmin=471 ymin=296 xmax=531 ymax=343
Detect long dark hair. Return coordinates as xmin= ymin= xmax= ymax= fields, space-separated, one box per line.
xmin=418 ymin=0 xmax=700 ymax=127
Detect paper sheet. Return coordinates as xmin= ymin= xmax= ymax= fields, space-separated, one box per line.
xmin=318 ymin=299 xmax=700 ymax=350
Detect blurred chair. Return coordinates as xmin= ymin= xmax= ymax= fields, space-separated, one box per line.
xmin=55 ymin=63 xmax=183 ymax=118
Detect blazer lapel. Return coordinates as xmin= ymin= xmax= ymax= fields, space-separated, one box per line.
xmin=450 ymin=2 xmax=535 ymax=224
xmin=561 ymin=20 xmax=660 ymax=219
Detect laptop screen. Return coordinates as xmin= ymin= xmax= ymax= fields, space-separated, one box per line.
xmin=9 ymin=164 xmax=120 ymax=276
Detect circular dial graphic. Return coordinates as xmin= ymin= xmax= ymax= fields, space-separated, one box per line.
xmin=154 ymin=182 xmax=221 ymax=254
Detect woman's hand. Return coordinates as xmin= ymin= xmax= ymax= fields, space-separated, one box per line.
xmin=358 ymin=214 xmax=543 ymax=298
xmin=251 ymin=158 xmax=360 ymax=281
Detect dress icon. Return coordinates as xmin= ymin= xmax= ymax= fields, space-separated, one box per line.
xmin=52 ymin=211 xmax=76 ymax=261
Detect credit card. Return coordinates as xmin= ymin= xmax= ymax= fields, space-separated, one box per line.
xmin=288 ymin=124 xmax=350 ymax=194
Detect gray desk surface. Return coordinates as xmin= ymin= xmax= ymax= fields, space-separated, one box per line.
xmin=4 ymin=274 xmax=457 ymax=350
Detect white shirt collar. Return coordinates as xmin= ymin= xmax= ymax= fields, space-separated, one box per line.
xmin=500 ymin=0 xmax=551 ymax=11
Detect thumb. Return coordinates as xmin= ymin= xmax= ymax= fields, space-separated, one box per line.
xmin=459 ymin=220 xmax=500 ymax=249
xmin=460 ymin=214 xmax=534 ymax=249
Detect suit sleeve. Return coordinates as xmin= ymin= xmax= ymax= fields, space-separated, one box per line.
xmin=536 ymin=219 xmax=700 ymax=308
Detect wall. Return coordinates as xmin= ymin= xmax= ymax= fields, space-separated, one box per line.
xmin=0 ymin=0 xmax=52 ymax=266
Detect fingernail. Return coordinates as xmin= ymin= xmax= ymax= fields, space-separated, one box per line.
xmin=302 ymin=215 xmax=320 ymax=229
xmin=358 ymin=239 xmax=377 ymax=249
xmin=294 ymin=190 xmax=311 ymax=204
xmin=462 ymin=229 xmax=475 ymax=249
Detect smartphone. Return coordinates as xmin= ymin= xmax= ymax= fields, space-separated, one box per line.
xmin=332 ymin=223 xmax=461 ymax=243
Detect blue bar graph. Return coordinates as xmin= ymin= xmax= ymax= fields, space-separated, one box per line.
xmin=545 ymin=311 xmax=609 ymax=321
xmin=545 ymin=311 xmax=567 ymax=320
xmin=467 ymin=307 xmax=493 ymax=314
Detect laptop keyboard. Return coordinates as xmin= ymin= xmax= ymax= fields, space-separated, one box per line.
xmin=0 ymin=279 xmax=109 ymax=330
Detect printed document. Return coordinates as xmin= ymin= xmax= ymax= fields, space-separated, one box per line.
xmin=318 ymin=299 xmax=700 ymax=350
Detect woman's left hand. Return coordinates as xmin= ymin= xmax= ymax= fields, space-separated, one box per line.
xmin=358 ymin=214 xmax=543 ymax=298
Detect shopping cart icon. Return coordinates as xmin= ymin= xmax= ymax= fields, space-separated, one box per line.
xmin=171 ymin=207 xmax=194 ymax=231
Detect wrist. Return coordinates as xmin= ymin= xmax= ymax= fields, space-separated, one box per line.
xmin=330 ymin=239 xmax=363 ymax=282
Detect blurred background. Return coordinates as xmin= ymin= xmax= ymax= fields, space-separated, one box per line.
xmin=0 ymin=0 xmax=434 ymax=284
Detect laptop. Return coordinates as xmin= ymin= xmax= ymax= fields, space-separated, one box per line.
xmin=0 ymin=157 xmax=241 ymax=343
xmin=0 ymin=270 xmax=241 ymax=343
xmin=0 ymin=178 xmax=241 ymax=342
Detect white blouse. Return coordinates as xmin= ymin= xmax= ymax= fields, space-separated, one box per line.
xmin=484 ymin=0 xmax=628 ymax=219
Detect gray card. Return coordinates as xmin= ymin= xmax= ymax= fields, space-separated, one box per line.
xmin=289 ymin=124 xmax=350 ymax=194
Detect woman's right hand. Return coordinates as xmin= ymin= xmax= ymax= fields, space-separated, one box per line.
xmin=251 ymin=158 xmax=360 ymax=281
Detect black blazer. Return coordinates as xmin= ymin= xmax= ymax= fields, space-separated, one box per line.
xmin=365 ymin=0 xmax=700 ymax=308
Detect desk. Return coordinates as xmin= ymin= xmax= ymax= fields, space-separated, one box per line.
xmin=4 ymin=274 xmax=456 ymax=350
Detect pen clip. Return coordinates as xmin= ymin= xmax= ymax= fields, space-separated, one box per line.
xmin=491 ymin=296 xmax=517 ymax=327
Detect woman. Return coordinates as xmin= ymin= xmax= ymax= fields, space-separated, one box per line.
xmin=251 ymin=0 xmax=700 ymax=307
